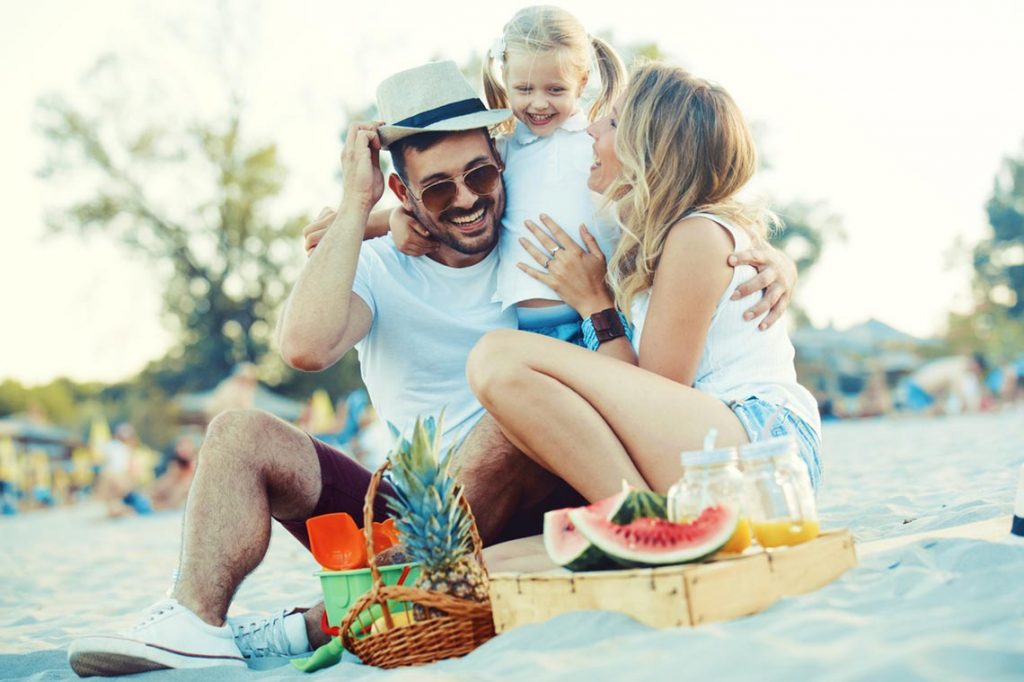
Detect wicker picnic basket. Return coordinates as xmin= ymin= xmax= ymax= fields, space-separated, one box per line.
xmin=339 ymin=462 xmax=496 ymax=668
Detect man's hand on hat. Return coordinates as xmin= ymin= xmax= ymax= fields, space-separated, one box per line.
xmin=389 ymin=207 xmax=438 ymax=257
xmin=340 ymin=121 xmax=386 ymax=215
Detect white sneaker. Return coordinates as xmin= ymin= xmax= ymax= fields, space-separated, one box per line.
xmin=228 ymin=608 xmax=311 ymax=659
xmin=68 ymin=599 xmax=247 ymax=677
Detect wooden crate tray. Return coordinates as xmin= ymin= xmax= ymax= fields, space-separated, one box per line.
xmin=488 ymin=529 xmax=856 ymax=632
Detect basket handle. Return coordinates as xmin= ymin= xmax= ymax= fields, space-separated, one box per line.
xmin=360 ymin=459 xmax=489 ymax=586
xmin=339 ymin=456 xmax=492 ymax=651
xmin=336 ymin=463 xmax=393 ymax=642
xmin=362 ymin=461 xmax=390 ymax=587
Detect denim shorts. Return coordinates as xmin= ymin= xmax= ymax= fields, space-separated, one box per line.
xmin=516 ymin=303 xmax=585 ymax=347
xmin=729 ymin=396 xmax=822 ymax=493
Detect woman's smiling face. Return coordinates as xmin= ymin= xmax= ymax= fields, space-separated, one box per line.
xmin=586 ymin=96 xmax=624 ymax=194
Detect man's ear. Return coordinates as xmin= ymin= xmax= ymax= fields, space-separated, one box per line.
xmin=388 ymin=173 xmax=414 ymax=211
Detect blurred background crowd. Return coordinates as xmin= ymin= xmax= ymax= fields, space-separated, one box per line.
xmin=2 ymin=346 xmax=1021 ymax=517
xmin=0 ymin=366 xmax=390 ymax=517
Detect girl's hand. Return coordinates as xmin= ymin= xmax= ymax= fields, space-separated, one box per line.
xmin=304 ymin=207 xmax=336 ymax=256
xmin=518 ymin=214 xmax=614 ymax=317
xmin=389 ymin=207 xmax=438 ymax=257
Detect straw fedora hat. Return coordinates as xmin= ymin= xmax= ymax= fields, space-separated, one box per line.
xmin=377 ymin=61 xmax=512 ymax=149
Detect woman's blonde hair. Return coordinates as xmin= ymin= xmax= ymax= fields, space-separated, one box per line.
xmin=606 ymin=61 xmax=774 ymax=317
xmin=482 ymin=6 xmax=625 ymax=136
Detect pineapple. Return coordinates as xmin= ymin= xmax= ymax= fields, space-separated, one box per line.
xmin=383 ymin=415 xmax=489 ymax=620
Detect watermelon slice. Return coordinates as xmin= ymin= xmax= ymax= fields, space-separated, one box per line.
xmin=568 ymin=504 xmax=740 ymax=567
xmin=543 ymin=490 xmax=625 ymax=570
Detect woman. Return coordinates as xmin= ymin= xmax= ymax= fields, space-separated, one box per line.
xmin=467 ymin=62 xmax=821 ymax=504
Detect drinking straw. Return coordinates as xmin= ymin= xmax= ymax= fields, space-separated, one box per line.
xmin=760 ymin=399 xmax=789 ymax=440
xmin=703 ymin=428 xmax=718 ymax=451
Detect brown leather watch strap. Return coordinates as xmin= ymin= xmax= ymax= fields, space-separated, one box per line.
xmin=590 ymin=308 xmax=626 ymax=343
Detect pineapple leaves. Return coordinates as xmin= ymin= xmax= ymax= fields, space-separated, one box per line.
xmin=381 ymin=413 xmax=476 ymax=569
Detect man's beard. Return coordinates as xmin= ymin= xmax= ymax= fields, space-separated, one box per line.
xmin=413 ymin=195 xmax=503 ymax=256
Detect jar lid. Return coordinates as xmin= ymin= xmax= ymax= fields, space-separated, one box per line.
xmin=680 ymin=446 xmax=738 ymax=467
xmin=738 ymin=436 xmax=797 ymax=462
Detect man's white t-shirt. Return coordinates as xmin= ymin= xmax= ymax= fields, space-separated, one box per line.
xmin=352 ymin=236 xmax=517 ymax=448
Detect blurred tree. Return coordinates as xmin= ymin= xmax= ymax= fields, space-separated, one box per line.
xmin=38 ymin=59 xmax=307 ymax=392
xmin=772 ymin=200 xmax=845 ymax=273
xmin=0 ymin=380 xmax=29 ymax=417
xmin=945 ymin=300 xmax=1024 ymax=362
xmin=943 ymin=141 xmax=1024 ymax=361
xmin=973 ymin=141 xmax=1024 ymax=317
xmin=36 ymin=56 xmax=366 ymax=410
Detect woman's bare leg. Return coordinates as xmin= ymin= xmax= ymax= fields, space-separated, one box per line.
xmin=467 ymin=330 xmax=749 ymax=496
xmin=468 ymin=333 xmax=648 ymax=501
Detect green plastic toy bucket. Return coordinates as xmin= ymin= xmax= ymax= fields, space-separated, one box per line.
xmin=316 ymin=562 xmax=421 ymax=635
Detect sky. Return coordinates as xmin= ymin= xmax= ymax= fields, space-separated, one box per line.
xmin=2 ymin=0 xmax=1022 ymax=385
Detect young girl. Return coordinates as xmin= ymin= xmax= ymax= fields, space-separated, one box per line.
xmin=466 ymin=62 xmax=822 ymax=503
xmin=393 ymin=5 xmax=626 ymax=344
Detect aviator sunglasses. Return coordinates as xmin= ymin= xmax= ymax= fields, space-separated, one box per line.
xmin=403 ymin=162 xmax=503 ymax=213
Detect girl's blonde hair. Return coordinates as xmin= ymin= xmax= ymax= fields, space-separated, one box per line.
xmin=482 ymin=6 xmax=625 ymax=136
xmin=606 ymin=61 xmax=775 ymax=317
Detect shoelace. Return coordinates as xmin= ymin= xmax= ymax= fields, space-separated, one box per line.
xmin=232 ymin=611 xmax=291 ymax=658
xmin=132 ymin=601 xmax=177 ymax=632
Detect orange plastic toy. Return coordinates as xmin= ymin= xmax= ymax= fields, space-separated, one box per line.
xmin=307 ymin=513 xmax=401 ymax=571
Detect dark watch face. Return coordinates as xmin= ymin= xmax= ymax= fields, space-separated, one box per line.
xmin=591 ymin=309 xmax=625 ymax=341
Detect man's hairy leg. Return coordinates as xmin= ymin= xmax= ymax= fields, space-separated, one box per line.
xmin=453 ymin=413 xmax=558 ymax=545
xmin=171 ymin=409 xmax=322 ymax=627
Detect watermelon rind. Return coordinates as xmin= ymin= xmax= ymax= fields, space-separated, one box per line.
xmin=568 ymin=504 xmax=740 ymax=567
xmin=607 ymin=487 xmax=668 ymax=525
xmin=543 ymin=491 xmax=627 ymax=570
xmin=543 ymin=508 xmax=608 ymax=569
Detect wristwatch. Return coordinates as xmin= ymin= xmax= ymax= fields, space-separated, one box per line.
xmin=588 ymin=308 xmax=627 ymax=343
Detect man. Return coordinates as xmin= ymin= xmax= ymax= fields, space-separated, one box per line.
xmin=68 ymin=61 xmax=795 ymax=676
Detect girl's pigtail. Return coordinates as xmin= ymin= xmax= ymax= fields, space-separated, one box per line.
xmin=589 ymin=35 xmax=627 ymax=122
xmin=482 ymin=51 xmax=516 ymax=137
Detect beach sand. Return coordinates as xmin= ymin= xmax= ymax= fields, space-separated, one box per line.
xmin=2 ymin=410 xmax=1024 ymax=681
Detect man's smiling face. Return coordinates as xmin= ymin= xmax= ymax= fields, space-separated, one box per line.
xmin=391 ymin=129 xmax=506 ymax=268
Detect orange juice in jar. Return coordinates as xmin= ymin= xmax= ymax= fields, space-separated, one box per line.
xmin=668 ymin=446 xmax=751 ymax=553
xmin=739 ymin=436 xmax=819 ymax=549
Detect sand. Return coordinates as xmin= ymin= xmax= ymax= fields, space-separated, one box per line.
xmin=2 ymin=409 xmax=1024 ymax=681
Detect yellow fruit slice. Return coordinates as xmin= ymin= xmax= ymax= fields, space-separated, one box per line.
xmin=369 ymin=609 xmax=414 ymax=634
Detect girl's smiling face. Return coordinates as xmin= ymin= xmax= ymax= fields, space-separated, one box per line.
xmin=504 ymin=49 xmax=585 ymax=137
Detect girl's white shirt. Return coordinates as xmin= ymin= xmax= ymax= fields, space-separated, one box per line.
xmin=629 ymin=213 xmax=822 ymax=435
xmin=493 ymin=112 xmax=621 ymax=310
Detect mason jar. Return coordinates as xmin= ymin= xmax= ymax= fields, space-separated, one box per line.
xmin=738 ymin=436 xmax=819 ymax=548
xmin=667 ymin=446 xmax=750 ymax=553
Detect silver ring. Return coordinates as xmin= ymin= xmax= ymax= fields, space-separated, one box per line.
xmin=550 ymin=245 xmax=564 ymax=256
xmin=544 ymin=257 xmax=552 ymax=269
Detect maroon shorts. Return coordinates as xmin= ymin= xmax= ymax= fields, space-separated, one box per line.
xmin=275 ymin=437 xmax=396 ymax=551
xmin=276 ymin=436 xmax=586 ymax=549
